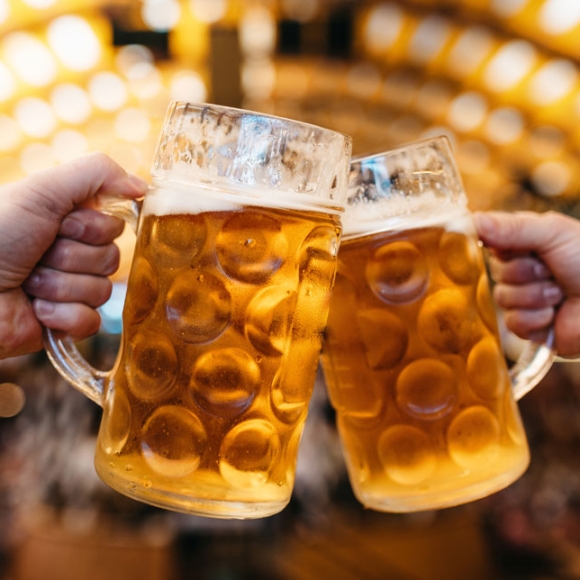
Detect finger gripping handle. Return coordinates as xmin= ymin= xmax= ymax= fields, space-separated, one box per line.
xmin=43 ymin=197 xmax=141 ymax=408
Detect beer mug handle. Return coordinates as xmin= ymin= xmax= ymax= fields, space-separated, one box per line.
xmin=510 ymin=329 xmax=555 ymax=401
xmin=43 ymin=197 xmax=142 ymax=407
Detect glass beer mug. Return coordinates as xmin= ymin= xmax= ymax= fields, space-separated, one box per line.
xmin=320 ymin=136 xmax=554 ymax=513
xmin=45 ymin=102 xmax=352 ymax=519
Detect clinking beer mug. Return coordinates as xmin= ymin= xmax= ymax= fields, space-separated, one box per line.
xmin=44 ymin=102 xmax=352 ymax=519
xmin=321 ymin=136 xmax=555 ymax=513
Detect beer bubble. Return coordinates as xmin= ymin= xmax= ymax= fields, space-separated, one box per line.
xmin=476 ymin=274 xmax=499 ymax=332
xmin=438 ymin=231 xmax=480 ymax=285
xmin=271 ymin=369 xmax=308 ymax=424
xmin=124 ymin=257 xmax=157 ymax=325
xmin=378 ymin=425 xmax=436 ymax=485
xmin=101 ymin=387 xmax=131 ymax=455
xmin=126 ymin=331 xmax=177 ymax=399
xmin=151 ymin=213 xmax=207 ymax=266
xmin=166 ymin=270 xmax=231 ymax=343
xmin=141 ymin=406 xmax=207 ymax=477
xmin=418 ymin=288 xmax=475 ymax=353
xmin=447 ymin=406 xmax=501 ymax=469
xmin=358 ymin=309 xmax=408 ymax=370
xmin=219 ymin=419 xmax=281 ymax=488
xmin=366 ymin=241 xmax=429 ymax=304
xmin=396 ymin=359 xmax=457 ymax=420
xmin=467 ymin=337 xmax=506 ymax=399
xmin=191 ymin=348 xmax=260 ymax=418
xmin=246 ymin=285 xmax=296 ymax=356
xmin=299 ymin=225 xmax=340 ymax=284
xmin=216 ymin=211 xmax=287 ymax=283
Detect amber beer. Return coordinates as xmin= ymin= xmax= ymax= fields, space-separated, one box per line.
xmin=320 ymin=136 xmax=553 ymax=513
xmin=94 ymin=183 xmax=341 ymax=517
xmin=321 ymin=208 xmax=531 ymax=511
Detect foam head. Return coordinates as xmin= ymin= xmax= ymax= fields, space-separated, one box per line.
xmin=343 ymin=136 xmax=468 ymax=238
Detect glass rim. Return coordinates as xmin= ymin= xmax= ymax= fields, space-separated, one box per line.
xmin=167 ymin=101 xmax=353 ymax=145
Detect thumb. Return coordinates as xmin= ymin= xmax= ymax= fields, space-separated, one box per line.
xmin=22 ymin=152 xmax=148 ymax=218
xmin=474 ymin=210 xmax=558 ymax=254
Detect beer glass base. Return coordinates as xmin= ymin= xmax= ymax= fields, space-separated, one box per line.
xmin=96 ymin=465 xmax=291 ymax=520
xmin=351 ymin=466 xmax=528 ymax=513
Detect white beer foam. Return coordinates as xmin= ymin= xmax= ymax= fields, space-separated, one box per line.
xmin=143 ymin=180 xmax=343 ymax=217
xmin=341 ymin=193 xmax=472 ymax=240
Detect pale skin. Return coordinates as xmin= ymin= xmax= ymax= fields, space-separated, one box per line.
xmin=474 ymin=210 xmax=580 ymax=358
xmin=0 ymin=152 xmax=148 ymax=359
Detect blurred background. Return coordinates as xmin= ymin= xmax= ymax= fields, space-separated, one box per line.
xmin=2 ymin=0 xmax=580 ymax=578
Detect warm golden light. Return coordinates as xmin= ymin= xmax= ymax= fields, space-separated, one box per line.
xmin=408 ymin=15 xmax=451 ymax=65
xmin=528 ymin=59 xmax=578 ymax=105
xmin=539 ymin=0 xmax=580 ymax=34
xmin=0 ymin=114 xmax=21 ymax=152
xmin=364 ymin=3 xmax=404 ymax=56
xmin=169 ymin=70 xmax=207 ymax=102
xmin=0 ymin=0 xmax=9 ymax=25
xmin=51 ymin=128 xmax=89 ymax=162
xmin=51 ymin=83 xmax=92 ymax=124
xmin=485 ymin=107 xmax=525 ymax=144
xmin=47 ymin=15 xmax=102 ymax=71
xmin=532 ymin=160 xmax=571 ymax=196
xmin=0 ymin=60 xmax=16 ymax=102
xmin=141 ymin=0 xmax=181 ymax=31
xmin=189 ymin=0 xmax=227 ymax=24
xmin=447 ymin=26 xmax=494 ymax=77
xmin=14 ymin=97 xmax=56 ymax=138
xmin=484 ymin=40 xmax=537 ymax=92
xmin=114 ymin=107 xmax=151 ymax=143
xmin=447 ymin=91 xmax=488 ymax=132
xmin=1 ymin=31 xmax=57 ymax=87
xmin=239 ymin=5 xmax=276 ymax=56
xmin=490 ymin=0 xmax=528 ymax=18
xmin=88 ymin=71 xmax=128 ymax=111
xmin=20 ymin=142 xmax=54 ymax=174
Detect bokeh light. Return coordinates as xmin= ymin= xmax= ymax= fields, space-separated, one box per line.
xmin=1 ymin=31 xmax=57 ymax=87
xmin=47 ymin=15 xmax=102 ymax=71
xmin=14 ymin=97 xmax=56 ymax=138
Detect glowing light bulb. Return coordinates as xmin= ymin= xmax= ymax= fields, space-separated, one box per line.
xmin=490 ymin=0 xmax=528 ymax=18
xmin=1 ymin=32 xmax=57 ymax=87
xmin=14 ymin=97 xmax=57 ymax=138
xmin=408 ymin=15 xmax=451 ymax=64
xmin=126 ymin=62 xmax=162 ymax=99
xmin=88 ymin=72 xmax=128 ymax=111
xmin=484 ymin=40 xmax=537 ymax=92
xmin=539 ymin=0 xmax=580 ymax=34
xmin=532 ymin=160 xmax=570 ymax=196
xmin=51 ymin=84 xmax=92 ymax=124
xmin=364 ymin=3 xmax=404 ymax=54
xmin=116 ymin=45 xmax=154 ymax=77
xmin=189 ymin=0 xmax=227 ymax=23
xmin=485 ymin=107 xmax=524 ymax=144
xmin=47 ymin=16 xmax=102 ymax=71
xmin=448 ymin=26 xmax=494 ymax=77
xmin=141 ymin=0 xmax=181 ymax=31
xmin=528 ymin=59 xmax=578 ymax=105
xmin=240 ymin=6 xmax=276 ymax=55
xmin=447 ymin=92 xmax=488 ymax=132
xmin=169 ymin=70 xmax=207 ymax=102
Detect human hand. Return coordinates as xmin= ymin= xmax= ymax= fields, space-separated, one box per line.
xmin=0 ymin=152 xmax=148 ymax=359
xmin=475 ymin=210 xmax=580 ymax=358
